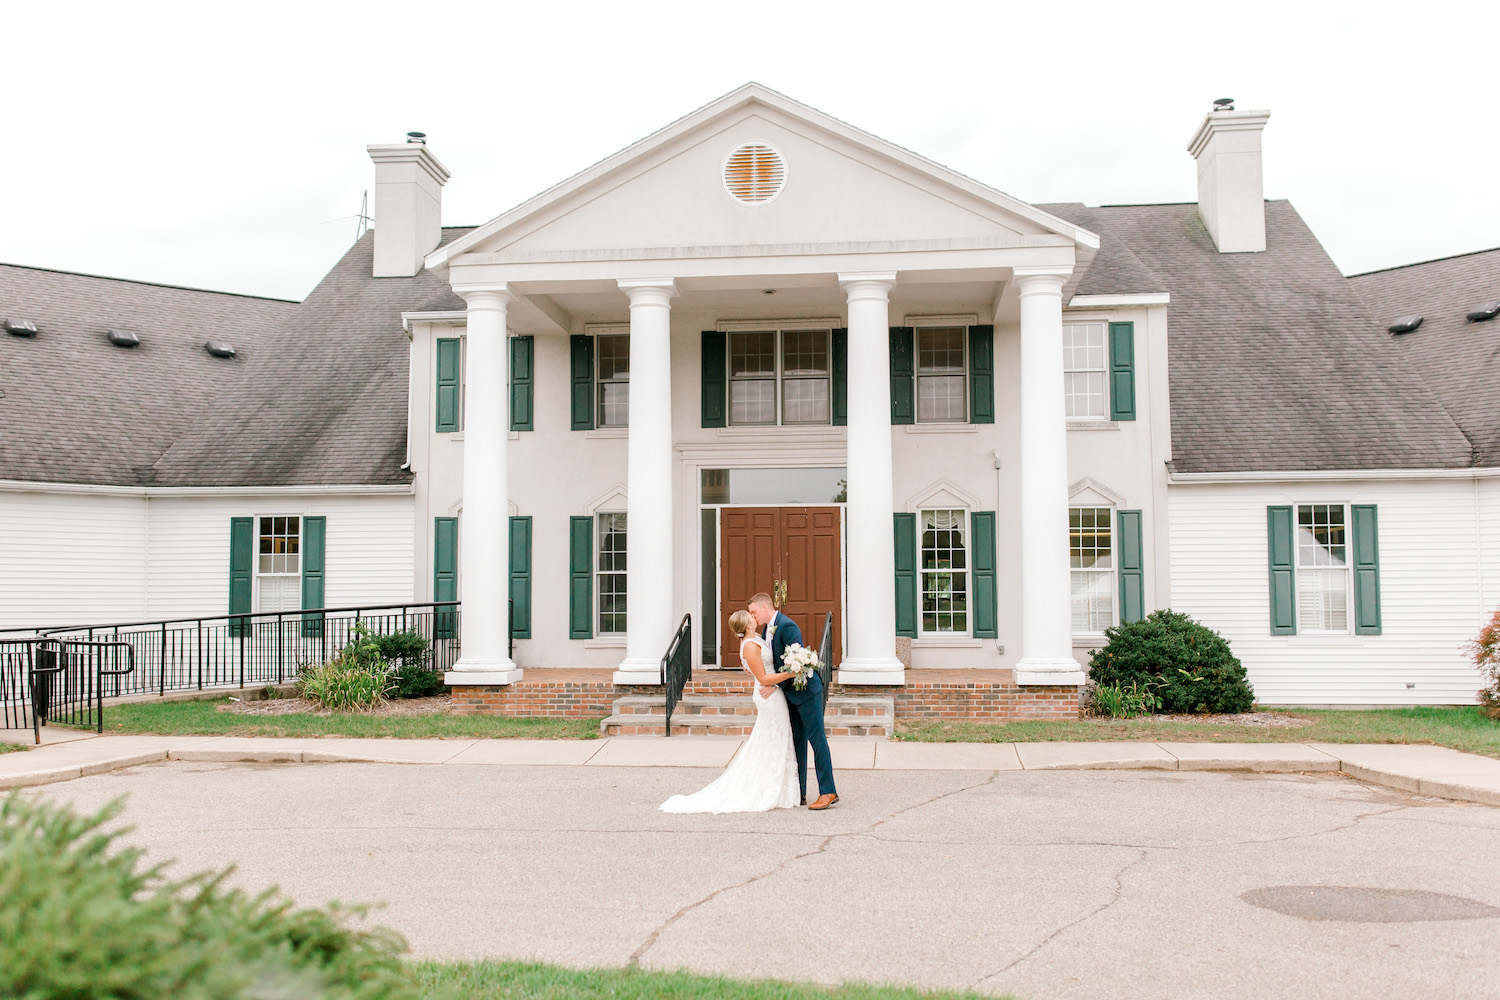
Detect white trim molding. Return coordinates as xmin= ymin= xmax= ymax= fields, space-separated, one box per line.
xmin=0 ymin=480 xmax=415 ymax=498
xmin=400 ymin=310 xmax=468 ymax=331
xmin=1067 ymin=293 xmax=1170 ymax=307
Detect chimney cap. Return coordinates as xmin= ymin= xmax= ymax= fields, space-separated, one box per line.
xmin=406 ymin=131 xmax=427 ymax=144
xmin=1213 ymin=97 xmax=1235 ymax=111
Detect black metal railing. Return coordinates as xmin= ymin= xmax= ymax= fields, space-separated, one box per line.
xmin=0 ymin=602 xmax=460 ymax=701
xmin=661 ymin=614 xmax=693 ymax=737
xmin=817 ymin=612 xmax=833 ymax=708
xmin=0 ymin=640 xmax=135 ymax=743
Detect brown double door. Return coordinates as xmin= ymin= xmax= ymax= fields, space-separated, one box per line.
xmin=719 ymin=506 xmax=842 ymax=671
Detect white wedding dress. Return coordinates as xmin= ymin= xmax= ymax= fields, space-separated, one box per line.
xmin=660 ymin=636 xmax=801 ymax=813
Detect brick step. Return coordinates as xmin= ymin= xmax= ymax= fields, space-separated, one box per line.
xmin=612 ymin=694 xmax=894 ymax=718
xmin=601 ymin=713 xmax=890 ymax=738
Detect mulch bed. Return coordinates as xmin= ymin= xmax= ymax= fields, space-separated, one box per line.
xmin=1091 ymin=711 xmax=1314 ymax=728
xmin=219 ymin=695 xmax=455 ymax=717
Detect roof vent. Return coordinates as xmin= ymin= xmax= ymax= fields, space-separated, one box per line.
xmin=1467 ymin=302 xmax=1500 ymax=323
xmin=1213 ymin=97 xmax=1235 ymax=111
xmin=723 ymin=143 xmax=786 ymax=204
xmin=204 ymin=340 xmax=236 ymax=358
xmin=5 ymin=319 xmax=38 ymax=337
xmin=107 ymin=329 xmax=140 ymax=348
xmin=1388 ymin=315 xmax=1424 ymax=335
xmin=406 ymin=131 xmax=426 ymax=144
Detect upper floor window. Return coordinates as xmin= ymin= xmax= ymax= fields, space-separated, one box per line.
xmin=728 ymin=328 xmax=831 ymax=426
xmin=916 ymin=326 xmax=967 ymax=423
xmin=1063 ymin=322 xmax=1108 ymax=419
xmin=1070 ymin=506 xmax=1114 ymax=632
xmin=596 ymin=334 xmax=629 ymax=428
xmin=1297 ymin=504 xmax=1349 ymax=633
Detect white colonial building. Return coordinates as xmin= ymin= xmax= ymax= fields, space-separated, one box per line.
xmin=3 ymin=84 xmax=1498 ymax=711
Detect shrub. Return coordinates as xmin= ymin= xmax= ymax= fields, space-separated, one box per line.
xmin=1468 ymin=605 xmax=1500 ymax=720
xmin=390 ymin=662 xmax=445 ymax=700
xmin=371 ymin=629 xmax=430 ymax=669
xmin=1087 ymin=679 xmax=1163 ymax=719
xmin=299 ymin=624 xmax=392 ymax=711
xmin=1088 ymin=609 xmax=1254 ymax=714
xmin=0 ymin=793 xmax=423 ymax=1000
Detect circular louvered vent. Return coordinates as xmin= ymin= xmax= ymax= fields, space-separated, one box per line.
xmin=723 ymin=143 xmax=786 ymax=204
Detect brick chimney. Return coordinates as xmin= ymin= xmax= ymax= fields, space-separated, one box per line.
xmin=1187 ymin=103 xmax=1271 ymax=253
xmin=366 ymin=133 xmax=450 ymax=277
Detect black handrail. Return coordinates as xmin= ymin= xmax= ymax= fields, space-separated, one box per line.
xmin=817 ymin=612 xmax=834 ymax=709
xmin=661 ymin=614 xmax=693 ymax=737
xmin=25 ymin=640 xmax=135 ymax=744
xmin=0 ymin=600 xmax=461 ymax=638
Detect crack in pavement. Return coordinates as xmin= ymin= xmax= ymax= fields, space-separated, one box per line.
xmin=972 ymin=847 xmax=1151 ymax=990
xmin=628 ymin=770 xmax=1002 ymax=968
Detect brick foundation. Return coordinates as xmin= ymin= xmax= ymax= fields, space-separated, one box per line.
xmin=451 ymin=668 xmax=1079 ymax=722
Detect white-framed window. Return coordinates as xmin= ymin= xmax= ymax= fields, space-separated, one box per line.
xmin=257 ymin=515 xmax=301 ymax=613
xmin=920 ymin=509 xmax=969 ymax=634
xmin=597 ymin=512 xmax=627 ymax=634
xmin=1296 ymin=503 xmax=1350 ymax=633
xmin=596 ymin=334 xmax=629 ymax=428
xmin=916 ymin=326 xmax=967 ymax=423
xmin=728 ymin=328 xmax=832 ymax=426
xmin=1070 ymin=506 xmax=1114 ymax=632
xmin=1063 ymin=322 xmax=1108 ymax=419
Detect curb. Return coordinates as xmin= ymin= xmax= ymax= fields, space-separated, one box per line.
xmin=2 ymin=743 xmax=1497 ymax=807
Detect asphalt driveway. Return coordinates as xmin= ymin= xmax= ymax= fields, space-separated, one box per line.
xmin=33 ymin=761 xmax=1500 ymax=1000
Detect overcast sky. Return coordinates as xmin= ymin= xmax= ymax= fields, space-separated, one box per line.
xmin=5 ymin=0 xmax=1496 ymax=302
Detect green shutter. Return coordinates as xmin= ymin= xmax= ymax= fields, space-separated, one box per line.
xmin=1117 ymin=509 xmax=1144 ymax=624
xmin=1109 ymin=321 xmax=1136 ymax=421
xmin=701 ymin=331 xmax=727 ymax=428
xmin=889 ymin=327 xmax=915 ymax=425
xmin=1352 ymin=504 xmax=1382 ymax=635
xmin=433 ymin=517 xmax=458 ymax=640
xmin=228 ymin=517 xmax=252 ymax=638
xmin=570 ymin=335 xmax=594 ymax=431
xmin=1267 ymin=506 xmax=1296 ymax=635
xmin=510 ymin=335 xmax=534 ymax=432
xmin=509 ymin=516 xmax=532 ymax=639
xmin=435 ymin=337 xmax=461 ymax=432
xmin=968 ymin=325 xmax=995 ymax=425
xmin=831 ymin=328 xmax=848 ymax=426
xmin=893 ymin=512 xmax=917 ymax=637
xmin=300 ymin=516 xmax=326 ymax=638
xmin=569 ymin=516 xmax=593 ymax=639
xmin=971 ymin=511 xmax=998 ymax=638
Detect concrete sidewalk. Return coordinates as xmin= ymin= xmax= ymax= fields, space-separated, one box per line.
xmin=2 ymin=728 xmax=1498 ymax=805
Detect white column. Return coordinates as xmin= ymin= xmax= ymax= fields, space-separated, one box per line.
xmin=614 ymin=279 xmax=679 ymax=685
xmin=836 ymin=272 xmax=904 ymax=685
xmin=1013 ymin=267 xmax=1085 ymax=686
xmin=445 ymin=284 xmax=521 ymax=685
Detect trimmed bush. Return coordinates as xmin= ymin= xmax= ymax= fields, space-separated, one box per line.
xmin=371 ymin=629 xmax=430 ymax=670
xmin=390 ymin=662 xmax=445 ymax=700
xmin=0 ymin=793 xmax=423 ymax=1000
xmin=1087 ymin=609 xmax=1254 ymax=714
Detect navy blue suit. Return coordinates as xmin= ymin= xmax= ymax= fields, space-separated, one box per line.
xmin=766 ymin=611 xmax=836 ymax=799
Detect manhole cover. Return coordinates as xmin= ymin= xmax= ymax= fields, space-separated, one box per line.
xmin=1242 ymin=885 xmax=1500 ymax=923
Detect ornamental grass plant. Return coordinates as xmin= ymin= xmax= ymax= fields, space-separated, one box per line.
xmin=0 ymin=793 xmax=423 ymax=1000
xmin=1087 ymin=609 xmax=1254 ymax=714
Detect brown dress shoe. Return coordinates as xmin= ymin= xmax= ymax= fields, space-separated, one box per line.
xmin=808 ymin=793 xmax=838 ymax=810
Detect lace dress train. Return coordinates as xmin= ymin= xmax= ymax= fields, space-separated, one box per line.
xmin=659 ymin=638 xmax=800 ymax=814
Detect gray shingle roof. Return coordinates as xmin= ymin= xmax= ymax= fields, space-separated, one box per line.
xmin=1350 ymin=248 xmax=1500 ymax=467
xmin=1042 ymin=200 xmax=1475 ymax=473
xmin=0 ymin=264 xmax=298 ymax=485
xmin=149 ymin=228 xmax=473 ymax=487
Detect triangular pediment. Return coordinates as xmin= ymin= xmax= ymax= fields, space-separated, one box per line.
xmin=431 ymin=84 xmax=1096 ymax=267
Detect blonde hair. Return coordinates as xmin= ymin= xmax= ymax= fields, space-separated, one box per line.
xmin=748 ymin=592 xmax=773 ymax=609
xmin=728 ymin=610 xmax=755 ymax=639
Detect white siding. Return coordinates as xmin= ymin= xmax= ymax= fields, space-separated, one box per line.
xmin=1481 ymin=478 xmax=1500 ymax=613
xmin=1170 ymin=480 xmax=1492 ymax=706
xmin=0 ymin=491 xmax=150 ymax=629
xmin=146 ymin=495 xmax=414 ymax=621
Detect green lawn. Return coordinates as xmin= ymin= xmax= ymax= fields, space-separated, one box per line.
xmin=0 ymin=742 xmax=25 ymax=754
xmin=92 ymin=697 xmax=601 ymax=740
xmin=897 ymin=706 xmax=1500 ymax=759
xmin=412 ymin=961 xmax=1005 ymax=1000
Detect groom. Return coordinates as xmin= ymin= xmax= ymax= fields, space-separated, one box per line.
xmin=749 ymin=593 xmax=838 ymax=810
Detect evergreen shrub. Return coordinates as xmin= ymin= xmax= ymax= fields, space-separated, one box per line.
xmin=1087 ymin=609 xmax=1254 ymax=714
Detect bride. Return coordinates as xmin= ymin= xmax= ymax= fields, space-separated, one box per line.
xmin=660 ymin=609 xmax=800 ymax=813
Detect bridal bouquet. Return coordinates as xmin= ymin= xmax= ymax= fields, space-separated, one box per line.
xmin=780 ymin=642 xmax=821 ymax=690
